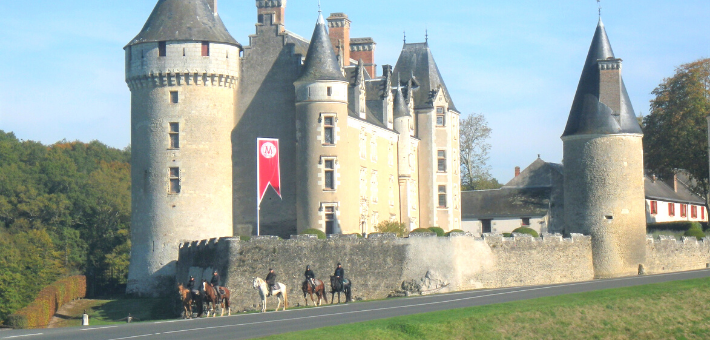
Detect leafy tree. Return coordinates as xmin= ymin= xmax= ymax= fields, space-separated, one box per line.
xmin=459 ymin=113 xmax=501 ymax=191
xmin=374 ymin=220 xmax=408 ymax=237
xmin=643 ymin=58 xmax=710 ymax=201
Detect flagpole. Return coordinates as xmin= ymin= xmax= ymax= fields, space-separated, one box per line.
xmin=257 ymin=139 xmax=260 ymax=236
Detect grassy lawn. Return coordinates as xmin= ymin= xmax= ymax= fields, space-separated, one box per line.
xmin=51 ymin=298 xmax=177 ymax=327
xmin=265 ymin=277 xmax=710 ymax=340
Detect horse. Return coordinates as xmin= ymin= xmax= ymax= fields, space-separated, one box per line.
xmin=201 ymin=280 xmax=231 ymax=317
xmin=330 ymin=276 xmax=352 ymax=304
xmin=253 ymin=277 xmax=288 ymax=312
xmin=301 ymin=279 xmax=328 ymax=306
xmin=177 ymin=283 xmax=194 ymax=319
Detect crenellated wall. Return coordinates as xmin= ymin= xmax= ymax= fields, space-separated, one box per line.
xmin=177 ymin=233 xmax=594 ymax=311
xmin=645 ymin=235 xmax=710 ymax=274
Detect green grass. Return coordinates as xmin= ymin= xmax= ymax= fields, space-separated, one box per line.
xmin=264 ymin=277 xmax=710 ymax=339
xmin=55 ymin=298 xmax=177 ymax=327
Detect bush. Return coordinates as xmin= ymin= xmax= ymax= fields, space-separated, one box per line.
xmin=410 ymin=228 xmax=434 ymax=234
xmin=512 ymin=227 xmax=539 ymax=238
xmin=300 ymin=229 xmax=326 ymax=240
xmin=351 ymin=233 xmax=364 ymax=238
xmin=6 ymin=276 xmax=86 ymax=329
xmin=445 ymin=229 xmax=465 ymax=236
xmin=684 ymin=224 xmax=706 ymax=240
xmin=428 ymin=227 xmax=446 ymax=237
xmin=239 ymin=235 xmax=251 ymax=241
xmin=374 ymin=221 xmax=409 ymax=237
xmin=648 ymin=222 xmax=698 ymax=232
xmin=502 ymin=233 xmax=512 ymax=237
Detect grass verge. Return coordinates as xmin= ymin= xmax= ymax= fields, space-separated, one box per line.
xmin=51 ymin=298 xmax=176 ymax=327
xmin=264 ymin=277 xmax=710 ymax=340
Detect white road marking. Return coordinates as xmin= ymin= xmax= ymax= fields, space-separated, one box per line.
xmin=3 ymin=334 xmax=43 ymax=339
xmin=107 ymin=270 xmax=710 ymax=340
xmin=80 ymin=326 xmax=119 ymax=331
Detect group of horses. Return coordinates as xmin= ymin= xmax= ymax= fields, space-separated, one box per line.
xmin=177 ymin=276 xmax=352 ymax=319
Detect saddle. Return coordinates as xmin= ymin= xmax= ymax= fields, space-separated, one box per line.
xmin=218 ymin=287 xmax=226 ymax=295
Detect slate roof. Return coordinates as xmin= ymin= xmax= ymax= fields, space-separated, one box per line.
xmin=393 ymin=76 xmax=410 ymax=119
xmin=127 ymin=0 xmax=239 ymax=47
xmin=504 ymin=158 xmax=562 ymax=188
xmin=392 ymin=43 xmax=457 ymax=112
xmin=645 ymin=175 xmax=705 ymax=205
xmin=562 ymin=19 xmax=642 ymax=137
xmin=461 ymin=187 xmax=551 ymax=219
xmin=297 ymin=13 xmax=346 ymax=83
xmin=285 ymin=31 xmax=309 ymax=57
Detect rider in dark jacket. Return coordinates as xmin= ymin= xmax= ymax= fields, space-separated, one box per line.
xmin=211 ymin=270 xmax=221 ymax=302
xmin=334 ymin=263 xmax=345 ymax=286
xmin=305 ymin=265 xmax=316 ymax=290
xmin=186 ymin=276 xmax=198 ymax=300
xmin=265 ymin=269 xmax=277 ymax=296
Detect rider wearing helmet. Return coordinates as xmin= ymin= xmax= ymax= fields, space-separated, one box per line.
xmin=334 ymin=263 xmax=345 ymax=286
xmin=265 ymin=269 xmax=277 ymax=296
xmin=186 ymin=276 xmax=198 ymax=300
xmin=304 ymin=265 xmax=316 ymax=290
xmin=211 ymin=270 xmax=222 ymax=302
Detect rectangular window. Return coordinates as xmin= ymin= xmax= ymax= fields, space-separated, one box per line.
xmin=702 ymin=207 xmax=705 ymax=220
xmin=669 ymin=203 xmax=675 ymax=217
xmin=438 ymin=185 xmax=447 ymax=208
xmin=437 ymin=150 xmax=447 ymax=172
xmin=650 ymin=201 xmax=658 ymax=215
xmin=436 ymin=114 xmax=445 ymax=127
xmin=521 ymin=218 xmax=530 ymax=226
xmin=169 ymin=167 xmax=180 ymax=194
xmin=169 ymin=123 xmax=180 ymax=149
xmin=158 ymin=41 xmax=167 ymax=57
xmin=327 ymin=87 xmax=333 ymax=97
xmin=325 ymin=206 xmax=335 ymax=234
xmin=201 ymin=41 xmax=210 ymax=56
xmin=681 ymin=204 xmax=687 ymax=218
xmin=323 ymin=116 xmax=334 ymax=145
xmin=692 ymin=205 xmax=698 ymax=219
xmin=170 ymin=91 xmax=179 ymax=104
xmin=481 ymin=219 xmax=492 ymax=234
xmin=324 ymin=160 xmax=335 ymax=190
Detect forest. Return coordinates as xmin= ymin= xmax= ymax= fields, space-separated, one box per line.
xmin=0 ymin=131 xmax=131 ymax=321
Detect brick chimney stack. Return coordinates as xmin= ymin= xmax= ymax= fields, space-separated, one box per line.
xmin=350 ymin=38 xmax=377 ymax=77
xmin=207 ymin=0 xmax=217 ymax=15
xmin=598 ymin=58 xmax=623 ymax=114
xmin=327 ymin=13 xmax=351 ymax=67
xmin=515 ymin=166 xmax=521 ymax=178
xmin=673 ymin=174 xmax=678 ymax=192
xmin=256 ymin=0 xmax=286 ymax=28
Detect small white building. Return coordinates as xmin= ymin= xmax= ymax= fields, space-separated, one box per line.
xmin=645 ymin=174 xmax=707 ymax=224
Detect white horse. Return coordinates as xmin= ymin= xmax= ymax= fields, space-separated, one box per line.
xmin=252 ymin=277 xmax=288 ymax=312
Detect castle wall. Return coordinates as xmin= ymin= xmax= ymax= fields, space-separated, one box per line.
xmin=563 ymin=134 xmax=646 ymax=278
xmin=645 ymin=236 xmax=710 ymax=274
xmin=126 ymin=41 xmax=239 ymax=296
xmin=177 ymin=233 xmax=594 ymax=311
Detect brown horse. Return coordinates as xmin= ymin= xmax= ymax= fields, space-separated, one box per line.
xmin=177 ymin=283 xmax=194 ymax=319
xmin=201 ymin=280 xmax=231 ymax=317
xmin=301 ymin=279 xmax=328 ymax=306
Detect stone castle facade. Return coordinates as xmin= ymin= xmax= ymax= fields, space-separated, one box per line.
xmin=125 ymin=0 xmax=461 ymax=296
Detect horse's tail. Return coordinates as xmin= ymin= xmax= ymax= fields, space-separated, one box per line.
xmin=322 ymin=284 xmax=328 ymax=304
xmin=346 ymin=281 xmax=352 ymax=302
xmin=283 ymin=287 xmax=288 ymax=309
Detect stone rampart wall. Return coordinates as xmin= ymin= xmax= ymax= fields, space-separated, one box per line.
xmin=645 ymin=235 xmax=710 ymax=274
xmin=176 ymin=233 xmax=594 ymax=311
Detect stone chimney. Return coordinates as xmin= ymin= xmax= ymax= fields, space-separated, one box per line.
xmin=207 ymin=0 xmax=217 ymax=15
xmin=350 ymin=38 xmax=376 ymax=77
xmin=327 ymin=13 xmax=351 ymax=67
xmin=257 ymin=0 xmax=286 ymax=28
xmin=598 ymin=57 xmax=623 ymax=114
xmin=673 ymin=174 xmax=678 ymax=192
xmin=515 ymin=166 xmax=521 ymax=178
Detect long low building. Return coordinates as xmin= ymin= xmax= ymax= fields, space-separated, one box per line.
xmin=462 ymin=158 xmax=707 ymax=236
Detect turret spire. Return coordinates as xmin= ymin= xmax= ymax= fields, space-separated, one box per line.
xmin=393 ymin=74 xmax=410 ymax=118
xmin=297 ymin=10 xmax=346 ymax=82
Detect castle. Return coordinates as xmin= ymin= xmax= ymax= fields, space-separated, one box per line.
xmin=125 ymin=0 xmax=461 ymax=296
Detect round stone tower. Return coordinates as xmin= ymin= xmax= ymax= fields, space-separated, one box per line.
xmin=294 ymin=12 xmax=349 ymax=234
xmin=562 ymin=19 xmax=646 ymax=278
xmin=124 ymin=0 xmax=240 ymax=296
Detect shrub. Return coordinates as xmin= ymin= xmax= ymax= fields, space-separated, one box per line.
xmin=6 ymin=276 xmax=86 ymax=329
xmin=239 ymin=235 xmax=251 ymax=241
xmin=445 ymin=229 xmax=465 ymax=236
xmin=375 ymin=221 xmax=409 ymax=237
xmin=502 ymin=233 xmax=512 ymax=237
xmin=428 ymin=227 xmax=445 ymax=237
xmin=300 ymin=228 xmax=326 ymax=240
xmin=351 ymin=233 xmax=364 ymax=238
xmin=684 ymin=224 xmax=706 ymax=240
xmin=512 ymin=227 xmax=539 ymax=238
xmin=410 ymin=228 xmax=434 ymax=234
xmin=648 ymin=222 xmax=697 ymax=232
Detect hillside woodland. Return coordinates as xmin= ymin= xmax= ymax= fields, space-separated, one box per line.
xmin=0 ymin=131 xmax=131 ymax=321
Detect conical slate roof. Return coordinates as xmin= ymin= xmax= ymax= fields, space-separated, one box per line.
xmin=297 ymin=13 xmax=346 ymax=83
xmin=562 ymin=19 xmax=642 ymax=137
xmin=393 ymin=42 xmax=457 ymax=112
xmin=393 ymin=75 xmax=410 ymax=119
xmin=126 ymin=0 xmax=239 ymax=47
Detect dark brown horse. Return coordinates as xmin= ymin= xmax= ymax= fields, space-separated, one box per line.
xmin=201 ymin=280 xmax=231 ymax=317
xmin=330 ymin=276 xmax=352 ymax=304
xmin=177 ymin=283 xmax=194 ymax=319
xmin=301 ymin=279 xmax=328 ymax=306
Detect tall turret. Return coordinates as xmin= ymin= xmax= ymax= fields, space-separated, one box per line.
xmin=294 ymin=12 xmax=349 ymax=234
xmin=125 ymin=0 xmax=240 ymax=296
xmin=562 ymin=19 xmax=645 ymax=278
xmin=393 ymin=76 xmax=418 ymax=229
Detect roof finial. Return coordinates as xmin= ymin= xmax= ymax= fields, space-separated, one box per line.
xmin=425 ymin=29 xmax=428 ymax=43
xmin=403 ymin=31 xmax=406 ymax=44
xmin=597 ymin=0 xmax=601 ymax=18
xmin=318 ymin=0 xmax=322 ymax=14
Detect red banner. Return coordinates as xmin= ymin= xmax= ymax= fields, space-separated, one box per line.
xmin=257 ymin=138 xmax=281 ymax=205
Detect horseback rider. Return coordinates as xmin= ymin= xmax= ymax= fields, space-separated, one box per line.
xmin=265 ymin=269 xmax=277 ymax=296
xmin=334 ymin=263 xmax=345 ymax=286
xmin=211 ymin=270 xmax=222 ymax=303
xmin=186 ymin=276 xmax=199 ymax=300
xmin=305 ymin=265 xmax=316 ymax=291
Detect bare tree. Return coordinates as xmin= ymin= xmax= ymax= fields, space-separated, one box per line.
xmin=459 ymin=113 xmax=498 ymax=190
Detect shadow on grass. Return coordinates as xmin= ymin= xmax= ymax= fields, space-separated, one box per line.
xmin=91 ymin=298 xmax=178 ymax=323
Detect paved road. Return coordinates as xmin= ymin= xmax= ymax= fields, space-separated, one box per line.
xmin=3 ymin=269 xmax=710 ymax=340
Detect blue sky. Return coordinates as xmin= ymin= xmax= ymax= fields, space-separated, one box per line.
xmin=0 ymin=0 xmax=708 ymax=183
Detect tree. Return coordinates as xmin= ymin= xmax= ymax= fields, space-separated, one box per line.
xmin=374 ymin=221 xmax=408 ymax=237
xmin=459 ymin=113 xmax=500 ymax=191
xmin=643 ymin=58 xmax=710 ymax=201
